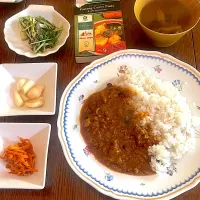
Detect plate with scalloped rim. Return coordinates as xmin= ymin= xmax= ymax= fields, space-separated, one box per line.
xmin=4 ymin=5 xmax=70 ymax=58
xmin=57 ymin=49 xmax=200 ymax=200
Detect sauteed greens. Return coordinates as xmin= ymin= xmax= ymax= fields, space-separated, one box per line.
xmin=19 ymin=16 xmax=63 ymax=53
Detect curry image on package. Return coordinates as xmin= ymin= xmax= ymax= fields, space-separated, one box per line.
xmin=94 ymin=13 xmax=126 ymax=54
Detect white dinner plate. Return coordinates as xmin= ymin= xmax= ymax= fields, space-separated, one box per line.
xmin=57 ymin=49 xmax=200 ymax=200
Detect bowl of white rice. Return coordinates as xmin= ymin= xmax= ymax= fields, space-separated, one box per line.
xmin=58 ymin=49 xmax=200 ymax=200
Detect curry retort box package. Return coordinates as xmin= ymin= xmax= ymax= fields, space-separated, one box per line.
xmin=75 ymin=0 xmax=126 ymax=63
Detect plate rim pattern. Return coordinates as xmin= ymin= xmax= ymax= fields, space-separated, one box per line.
xmin=57 ymin=49 xmax=200 ymax=200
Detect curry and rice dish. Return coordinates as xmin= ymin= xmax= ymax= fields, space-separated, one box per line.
xmin=80 ymin=68 xmax=200 ymax=176
xmin=80 ymin=84 xmax=160 ymax=175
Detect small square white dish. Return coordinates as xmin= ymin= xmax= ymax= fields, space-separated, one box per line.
xmin=0 ymin=62 xmax=57 ymax=116
xmin=0 ymin=0 xmax=15 ymax=2
xmin=0 ymin=0 xmax=23 ymax=2
xmin=4 ymin=4 xmax=70 ymax=58
xmin=0 ymin=123 xmax=51 ymax=189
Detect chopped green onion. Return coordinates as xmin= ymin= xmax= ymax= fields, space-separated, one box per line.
xmin=19 ymin=16 xmax=63 ymax=54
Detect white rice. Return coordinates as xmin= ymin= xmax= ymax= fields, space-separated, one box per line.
xmin=115 ymin=68 xmax=200 ymax=175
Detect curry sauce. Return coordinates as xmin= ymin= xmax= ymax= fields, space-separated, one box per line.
xmin=80 ymin=84 xmax=159 ymax=175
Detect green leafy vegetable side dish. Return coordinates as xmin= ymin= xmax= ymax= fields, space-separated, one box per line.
xmin=19 ymin=16 xmax=63 ymax=54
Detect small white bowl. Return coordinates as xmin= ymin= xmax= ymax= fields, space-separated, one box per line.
xmin=0 ymin=62 xmax=57 ymax=116
xmin=0 ymin=123 xmax=51 ymax=189
xmin=4 ymin=5 xmax=70 ymax=58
